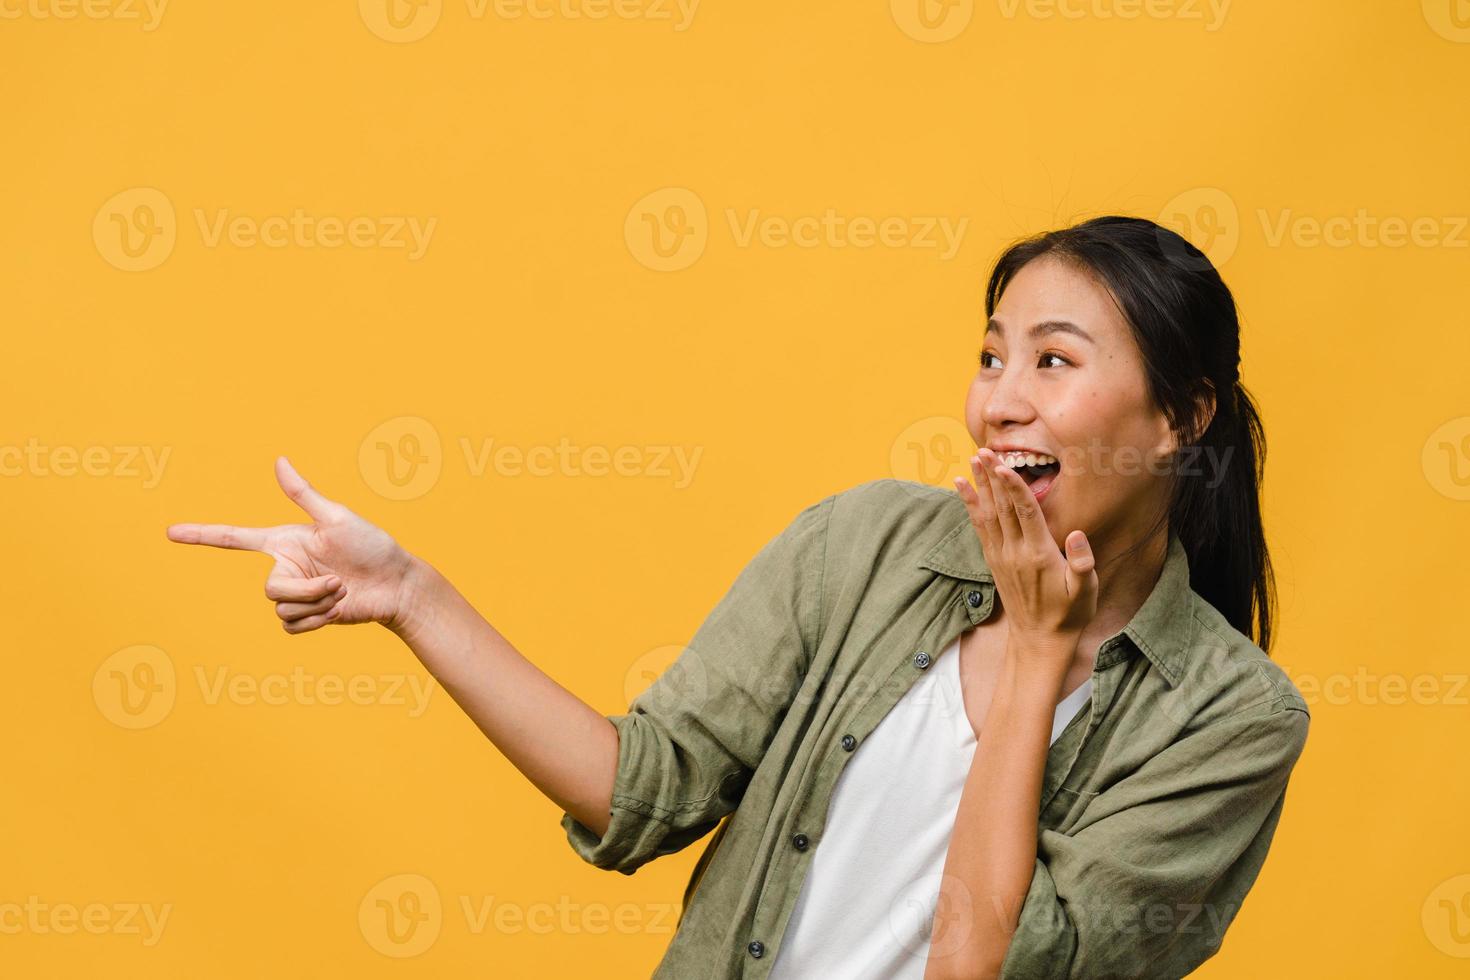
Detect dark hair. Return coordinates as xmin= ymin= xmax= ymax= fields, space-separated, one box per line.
xmin=983 ymin=215 xmax=1275 ymax=654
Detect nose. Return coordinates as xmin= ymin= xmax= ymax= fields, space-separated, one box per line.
xmin=980 ymin=363 xmax=1038 ymax=431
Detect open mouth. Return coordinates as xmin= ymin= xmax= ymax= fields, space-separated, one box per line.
xmin=994 ymin=451 xmax=1061 ymax=499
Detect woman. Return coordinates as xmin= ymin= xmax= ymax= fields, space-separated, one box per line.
xmin=167 ymin=215 xmax=1310 ymax=979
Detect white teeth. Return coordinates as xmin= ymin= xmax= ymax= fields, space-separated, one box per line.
xmin=998 ymin=451 xmax=1055 ymax=467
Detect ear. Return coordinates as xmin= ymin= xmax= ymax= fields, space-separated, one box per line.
xmin=1155 ymin=382 xmax=1217 ymax=458
xmin=1185 ymin=381 xmax=1218 ymax=444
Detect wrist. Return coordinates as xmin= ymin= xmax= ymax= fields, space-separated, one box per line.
xmin=386 ymin=553 xmax=444 ymax=641
xmin=1004 ymin=631 xmax=1077 ymax=683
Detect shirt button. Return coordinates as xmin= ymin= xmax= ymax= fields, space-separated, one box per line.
xmin=967 ymin=589 xmax=983 ymax=608
xmin=913 ymin=650 xmax=931 ymax=669
xmin=748 ymin=940 xmax=765 ymax=958
xmin=841 ymin=733 xmax=856 ymax=751
xmin=792 ymin=832 xmax=809 ymax=851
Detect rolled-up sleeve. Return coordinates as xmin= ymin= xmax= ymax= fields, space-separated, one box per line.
xmin=1000 ymin=696 xmax=1311 ymax=979
xmin=560 ymin=492 xmax=835 ymax=875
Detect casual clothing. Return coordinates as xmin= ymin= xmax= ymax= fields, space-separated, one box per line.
xmin=766 ymin=634 xmax=1095 ymax=979
xmin=559 ymin=479 xmax=1311 ymax=979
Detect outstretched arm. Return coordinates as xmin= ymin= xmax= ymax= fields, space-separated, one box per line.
xmin=167 ymin=456 xmax=618 ymax=837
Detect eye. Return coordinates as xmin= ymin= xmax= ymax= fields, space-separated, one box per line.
xmin=1039 ymin=352 xmax=1071 ymax=368
xmin=978 ymin=349 xmax=1001 ymax=369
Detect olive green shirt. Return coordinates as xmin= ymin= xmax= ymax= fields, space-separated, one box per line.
xmin=560 ymin=479 xmax=1310 ymax=979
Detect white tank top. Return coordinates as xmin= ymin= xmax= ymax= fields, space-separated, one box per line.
xmin=767 ymin=633 xmax=1094 ymax=979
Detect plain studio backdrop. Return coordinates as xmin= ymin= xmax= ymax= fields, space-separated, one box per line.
xmin=2 ymin=1 xmax=1467 ymax=976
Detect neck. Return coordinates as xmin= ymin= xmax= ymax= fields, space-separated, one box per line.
xmin=1078 ymin=524 xmax=1170 ymax=659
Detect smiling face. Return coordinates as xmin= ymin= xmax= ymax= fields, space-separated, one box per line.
xmin=964 ymin=253 xmax=1181 ymax=554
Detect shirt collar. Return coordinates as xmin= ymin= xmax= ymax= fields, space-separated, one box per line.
xmin=916 ymin=507 xmax=1196 ymax=686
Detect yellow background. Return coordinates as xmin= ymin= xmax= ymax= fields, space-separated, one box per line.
xmin=4 ymin=0 xmax=1468 ymax=975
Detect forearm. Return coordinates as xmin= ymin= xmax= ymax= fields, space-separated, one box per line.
xmin=926 ymin=641 xmax=1070 ymax=980
xmin=386 ymin=555 xmax=619 ymax=838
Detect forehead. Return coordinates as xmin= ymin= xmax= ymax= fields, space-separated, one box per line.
xmin=989 ymin=254 xmax=1130 ymax=343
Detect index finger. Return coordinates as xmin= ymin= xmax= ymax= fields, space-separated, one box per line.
xmin=166 ymin=522 xmax=272 ymax=552
xmin=992 ymin=461 xmax=1054 ymax=552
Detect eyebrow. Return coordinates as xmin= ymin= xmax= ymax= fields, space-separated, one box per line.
xmin=985 ymin=318 xmax=1095 ymax=344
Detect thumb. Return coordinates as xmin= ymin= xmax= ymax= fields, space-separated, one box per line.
xmin=274 ymin=456 xmax=341 ymax=523
xmin=1064 ymin=530 xmax=1098 ymax=604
